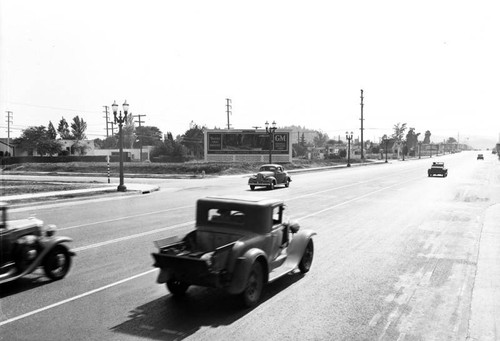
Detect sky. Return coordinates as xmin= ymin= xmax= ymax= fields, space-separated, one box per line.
xmin=1 ymin=0 xmax=499 ymax=148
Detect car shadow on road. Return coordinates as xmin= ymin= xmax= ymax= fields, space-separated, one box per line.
xmin=110 ymin=271 xmax=305 ymax=340
xmin=0 ymin=272 xmax=51 ymax=298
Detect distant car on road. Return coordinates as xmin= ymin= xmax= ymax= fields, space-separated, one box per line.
xmin=477 ymin=154 xmax=484 ymax=160
xmin=428 ymin=162 xmax=448 ymax=177
xmin=248 ymin=164 xmax=291 ymax=190
xmin=151 ymin=196 xmax=315 ymax=307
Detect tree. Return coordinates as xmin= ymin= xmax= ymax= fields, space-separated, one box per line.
xmin=423 ymin=130 xmax=431 ymax=144
xmin=151 ymin=131 xmax=188 ymax=162
xmin=57 ymin=117 xmax=72 ymax=139
xmin=47 ymin=121 xmax=57 ymax=140
xmin=121 ymin=114 xmax=136 ymax=148
xmin=313 ymin=131 xmax=329 ymax=148
xmin=446 ymin=137 xmax=457 ymax=143
xmin=71 ymin=116 xmax=87 ymax=140
xmin=300 ymin=133 xmax=306 ymax=146
xmin=135 ymin=126 xmax=163 ymax=147
xmin=405 ymin=128 xmax=421 ymax=155
xmin=180 ymin=122 xmax=205 ymax=159
xmin=94 ymin=136 xmax=117 ymax=149
xmin=13 ymin=126 xmax=62 ymax=156
xmin=392 ymin=123 xmax=407 ymax=158
xmin=392 ymin=122 xmax=407 ymax=141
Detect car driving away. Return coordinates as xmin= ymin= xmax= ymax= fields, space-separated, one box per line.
xmin=248 ymin=164 xmax=292 ymax=190
xmin=427 ymin=162 xmax=448 ymax=177
xmin=151 ymin=196 xmax=315 ymax=307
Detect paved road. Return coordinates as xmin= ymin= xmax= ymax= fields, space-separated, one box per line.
xmin=1 ymin=151 xmax=499 ymax=340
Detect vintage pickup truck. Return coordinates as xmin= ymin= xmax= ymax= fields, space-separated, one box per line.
xmin=152 ymin=196 xmax=315 ymax=307
xmin=427 ymin=162 xmax=448 ymax=177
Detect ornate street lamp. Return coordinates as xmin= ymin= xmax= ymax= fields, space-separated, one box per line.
xmin=265 ymin=120 xmax=277 ymax=163
xmin=346 ymin=131 xmax=353 ymax=167
xmin=383 ymin=134 xmax=389 ymax=163
xmin=112 ymin=100 xmax=129 ymax=192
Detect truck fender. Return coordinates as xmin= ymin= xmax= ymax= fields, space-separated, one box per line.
xmin=38 ymin=237 xmax=75 ymax=259
xmin=226 ymin=248 xmax=268 ymax=295
xmin=286 ymin=229 xmax=316 ymax=266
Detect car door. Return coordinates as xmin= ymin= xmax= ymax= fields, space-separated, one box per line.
xmin=275 ymin=166 xmax=285 ymax=184
xmin=269 ymin=206 xmax=287 ymax=268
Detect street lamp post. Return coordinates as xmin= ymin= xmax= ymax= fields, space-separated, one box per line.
xmin=383 ymin=135 xmax=389 ymax=163
xmin=112 ymin=100 xmax=129 ymax=192
xmin=346 ymin=131 xmax=353 ymax=167
xmin=265 ymin=120 xmax=277 ymax=163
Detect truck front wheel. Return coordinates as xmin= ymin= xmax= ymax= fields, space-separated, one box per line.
xmin=166 ymin=279 xmax=189 ymax=296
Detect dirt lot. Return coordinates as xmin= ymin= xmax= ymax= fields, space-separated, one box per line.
xmin=0 ymin=179 xmax=105 ymax=196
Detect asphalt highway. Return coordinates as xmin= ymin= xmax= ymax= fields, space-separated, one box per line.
xmin=1 ymin=151 xmax=499 ymax=341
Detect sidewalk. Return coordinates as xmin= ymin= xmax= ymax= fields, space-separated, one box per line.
xmin=0 ymin=183 xmax=160 ymax=204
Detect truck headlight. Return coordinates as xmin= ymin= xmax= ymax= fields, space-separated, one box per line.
xmin=44 ymin=224 xmax=57 ymax=237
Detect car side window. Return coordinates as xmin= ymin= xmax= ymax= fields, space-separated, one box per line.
xmin=208 ymin=209 xmax=244 ymax=225
xmin=272 ymin=206 xmax=282 ymax=226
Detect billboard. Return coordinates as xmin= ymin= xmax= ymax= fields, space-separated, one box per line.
xmin=206 ymin=131 xmax=290 ymax=155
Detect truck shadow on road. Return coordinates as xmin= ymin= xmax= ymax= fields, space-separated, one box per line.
xmin=111 ymin=272 xmax=305 ymax=340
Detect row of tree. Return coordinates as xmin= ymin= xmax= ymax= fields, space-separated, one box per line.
xmin=12 ymin=114 xmax=205 ymax=161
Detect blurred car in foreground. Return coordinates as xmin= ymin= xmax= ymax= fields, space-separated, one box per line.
xmin=0 ymin=202 xmax=74 ymax=285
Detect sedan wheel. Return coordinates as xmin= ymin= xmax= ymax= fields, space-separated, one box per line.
xmin=250 ymin=185 xmax=255 ymax=191
xmin=284 ymin=179 xmax=290 ymax=188
xmin=43 ymin=245 xmax=71 ymax=280
xmin=268 ymin=182 xmax=275 ymax=190
xmin=241 ymin=262 xmax=264 ymax=308
xmin=298 ymin=240 xmax=314 ymax=273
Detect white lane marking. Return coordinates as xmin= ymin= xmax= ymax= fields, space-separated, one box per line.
xmin=59 ymin=205 xmax=192 ymax=231
xmin=72 ymin=221 xmax=194 ymax=252
xmin=296 ymin=176 xmax=419 ymax=220
xmin=0 ymin=269 xmax=157 ymax=327
xmin=58 ymin=169 xmax=418 ymax=231
xmin=0 ymin=174 xmax=424 ymax=327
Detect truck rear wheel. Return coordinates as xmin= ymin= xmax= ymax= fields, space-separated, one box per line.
xmin=241 ymin=261 xmax=264 ymax=308
xmin=166 ymin=279 xmax=189 ymax=296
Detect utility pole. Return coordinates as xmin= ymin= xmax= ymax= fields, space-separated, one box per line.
xmin=103 ymin=106 xmax=110 ymax=137
xmin=134 ymin=114 xmax=146 ymax=161
xmin=5 ymin=111 xmax=13 ymax=155
xmin=109 ymin=121 xmax=116 ymax=137
xmin=226 ymin=98 xmax=232 ymax=129
xmin=360 ymin=89 xmax=365 ymax=161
